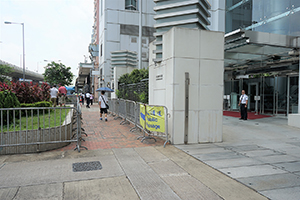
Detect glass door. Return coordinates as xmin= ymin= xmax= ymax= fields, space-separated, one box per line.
xmin=248 ymin=83 xmax=259 ymax=112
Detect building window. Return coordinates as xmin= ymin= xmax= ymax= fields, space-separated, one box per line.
xmin=100 ymin=44 xmax=103 ymax=57
xmin=131 ymin=37 xmax=137 ymax=43
xmin=142 ymin=38 xmax=147 ymax=44
xmin=125 ymin=0 xmax=137 ymax=10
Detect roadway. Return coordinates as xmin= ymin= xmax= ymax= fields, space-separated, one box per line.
xmin=0 ymin=59 xmax=44 ymax=82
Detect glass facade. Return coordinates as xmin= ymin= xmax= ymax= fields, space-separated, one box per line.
xmin=226 ymin=0 xmax=300 ymax=36
xmin=224 ymin=0 xmax=300 ymax=115
xmin=224 ymin=76 xmax=299 ymax=114
xmin=125 ymin=0 xmax=137 ymax=10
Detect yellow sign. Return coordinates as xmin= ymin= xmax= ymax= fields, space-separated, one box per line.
xmin=139 ymin=104 xmax=165 ymax=133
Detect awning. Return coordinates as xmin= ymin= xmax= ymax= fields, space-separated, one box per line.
xmin=225 ymin=29 xmax=300 ymax=76
xmin=77 ymin=63 xmax=93 ymax=87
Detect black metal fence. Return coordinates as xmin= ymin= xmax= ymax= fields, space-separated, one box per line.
xmin=118 ymin=79 xmax=148 ymax=103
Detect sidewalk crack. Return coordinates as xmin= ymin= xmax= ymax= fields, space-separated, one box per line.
xmin=12 ymin=187 xmax=20 ymax=200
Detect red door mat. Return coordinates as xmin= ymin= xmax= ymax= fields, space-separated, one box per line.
xmin=223 ymin=111 xmax=272 ymax=120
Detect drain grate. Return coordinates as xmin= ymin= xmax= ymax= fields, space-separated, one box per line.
xmin=72 ymin=161 xmax=102 ymax=172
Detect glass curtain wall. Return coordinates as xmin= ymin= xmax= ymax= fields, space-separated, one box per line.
xmin=290 ymin=77 xmax=299 ymax=113
xmin=226 ymin=0 xmax=300 ymax=36
xmin=224 ymin=76 xmax=293 ymax=114
xmin=225 ymin=0 xmax=300 ymax=114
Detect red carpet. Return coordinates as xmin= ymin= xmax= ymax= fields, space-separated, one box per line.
xmin=223 ymin=111 xmax=272 ymax=120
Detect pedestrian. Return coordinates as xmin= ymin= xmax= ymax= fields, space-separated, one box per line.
xmin=81 ymin=93 xmax=85 ymax=105
xmin=238 ymin=90 xmax=248 ymax=120
xmin=98 ymin=91 xmax=108 ymax=121
xmin=86 ymin=92 xmax=91 ymax=108
xmin=50 ymin=85 xmax=58 ymax=107
xmin=79 ymin=93 xmax=82 ymax=106
xmin=58 ymin=84 xmax=67 ymax=107
xmin=90 ymin=94 xmax=94 ymax=105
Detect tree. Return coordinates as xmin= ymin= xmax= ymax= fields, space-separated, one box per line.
xmin=43 ymin=62 xmax=74 ymax=86
xmin=0 ymin=64 xmax=14 ymax=83
xmin=118 ymin=68 xmax=149 ymax=85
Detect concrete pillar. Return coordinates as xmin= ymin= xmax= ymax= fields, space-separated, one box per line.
xmin=149 ymin=27 xmax=224 ymax=144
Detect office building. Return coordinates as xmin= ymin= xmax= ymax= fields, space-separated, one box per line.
xmin=222 ymin=0 xmax=300 ymax=115
xmin=97 ymin=0 xmax=156 ymax=89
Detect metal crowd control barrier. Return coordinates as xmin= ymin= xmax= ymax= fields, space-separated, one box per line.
xmin=108 ymin=98 xmax=171 ymax=147
xmin=0 ymin=99 xmax=87 ymax=154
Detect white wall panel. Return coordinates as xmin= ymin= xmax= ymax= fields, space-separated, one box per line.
xmin=107 ymin=10 xmax=119 ymax=23
xmin=107 ymin=24 xmax=120 ymax=42
xmin=105 ymin=0 xmax=122 ymax=10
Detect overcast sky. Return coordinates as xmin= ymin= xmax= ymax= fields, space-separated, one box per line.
xmin=0 ymin=0 xmax=94 ymax=83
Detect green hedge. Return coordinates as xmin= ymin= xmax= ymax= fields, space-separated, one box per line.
xmin=19 ymin=101 xmax=52 ymax=117
xmin=20 ymin=101 xmax=52 ymax=108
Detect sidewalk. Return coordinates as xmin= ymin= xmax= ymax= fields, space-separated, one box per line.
xmin=177 ymin=115 xmax=300 ymax=200
xmin=60 ymin=104 xmax=165 ymax=150
xmin=0 ymin=104 xmax=274 ymax=200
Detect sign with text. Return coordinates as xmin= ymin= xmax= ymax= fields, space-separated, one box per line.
xmin=140 ymin=105 xmax=165 ymax=133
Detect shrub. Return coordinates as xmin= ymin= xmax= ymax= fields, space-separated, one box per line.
xmin=0 ymin=81 xmax=51 ymax=103
xmin=117 ymin=69 xmax=149 ymax=103
xmin=139 ymin=92 xmax=147 ymax=104
xmin=0 ymin=91 xmax=21 ymax=125
xmin=0 ymin=91 xmax=20 ymax=108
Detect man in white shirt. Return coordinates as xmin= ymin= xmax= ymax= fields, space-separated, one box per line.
xmin=50 ymin=85 xmax=58 ymax=107
xmin=238 ymin=90 xmax=248 ymax=120
xmin=86 ymin=92 xmax=91 ymax=108
xmin=98 ymin=91 xmax=108 ymax=121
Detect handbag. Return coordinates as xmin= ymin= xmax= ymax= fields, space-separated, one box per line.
xmin=101 ymin=95 xmax=109 ymax=109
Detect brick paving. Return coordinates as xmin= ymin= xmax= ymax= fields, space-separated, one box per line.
xmin=59 ymin=104 xmax=165 ymax=151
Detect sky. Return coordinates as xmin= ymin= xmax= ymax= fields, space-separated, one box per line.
xmin=0 ymin=0 xmax=94 ymax=83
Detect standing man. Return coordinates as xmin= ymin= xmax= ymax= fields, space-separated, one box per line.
xmin=58 ymin=84 xmax=67 ymax=107
xmin=50 ymin=85 xmax=58 ymax=107
xmin=238 ymin=90 xmax=248 ymax=120
xmin=85 ymin=92 xmax=91 ymax=108
xmin=98 ymin=91 xmax=108 ymax=121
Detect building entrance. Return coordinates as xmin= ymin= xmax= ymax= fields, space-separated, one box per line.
xmin=248 ymin=83 xmax=259 ymax=112
xmin=225 ymin=76 xmax=299 ymax=116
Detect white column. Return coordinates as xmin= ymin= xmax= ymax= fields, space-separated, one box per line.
xmin=138 ymin=0 xmax=142 ymax=69
xmin=298 ymin=49 xmax=300 ymax=113
xmin=287 ymin=75 xmax=290 ymax=116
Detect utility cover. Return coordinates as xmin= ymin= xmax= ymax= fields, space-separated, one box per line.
xmin=72 ymin=161 xmax=102 ymax=172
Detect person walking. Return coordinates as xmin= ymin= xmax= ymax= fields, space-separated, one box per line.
xmin=81 ymin=93 xmax=85 ymax=105
xmin=90 ymin=94 xmax=94 ymax=105
xmin=58 ymin=84 xmax=67 ymax=107
xmin=238 ymin=90 xmax=248 ymax=120
xmin=86 ymin=92 xmax=91 ymax=108
xmin=98 ymin=91 xmax=108 ymax=121
xmin=50 ymin=85 xmax=58 ymax=107
xmin=79 ymin=93 xmax=82 ymax=106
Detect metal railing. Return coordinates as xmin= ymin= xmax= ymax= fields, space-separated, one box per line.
xmin=109 ymin=98 xmax=171 ymax=147
xmin=0 ymin=97 xmax=87 ymax=154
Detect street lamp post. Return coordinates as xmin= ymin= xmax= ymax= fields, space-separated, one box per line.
xmin=4 ymin=21 xmax=25 ymax=82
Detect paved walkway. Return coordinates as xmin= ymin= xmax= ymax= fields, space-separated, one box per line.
xmin=60 ymin=104 xmax=165 ymax=151
xmin=0 ymin=104 xmax=297 ymax=199
xmin=177 ymin=115 xmax=300 ymax=200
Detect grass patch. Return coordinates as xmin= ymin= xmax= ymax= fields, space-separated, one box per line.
xmin=1 ymin=108 xmax=71 ymax=131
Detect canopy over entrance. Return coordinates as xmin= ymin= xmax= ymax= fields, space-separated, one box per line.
xmin=225 ymin=29 xmax=300 ymax=77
